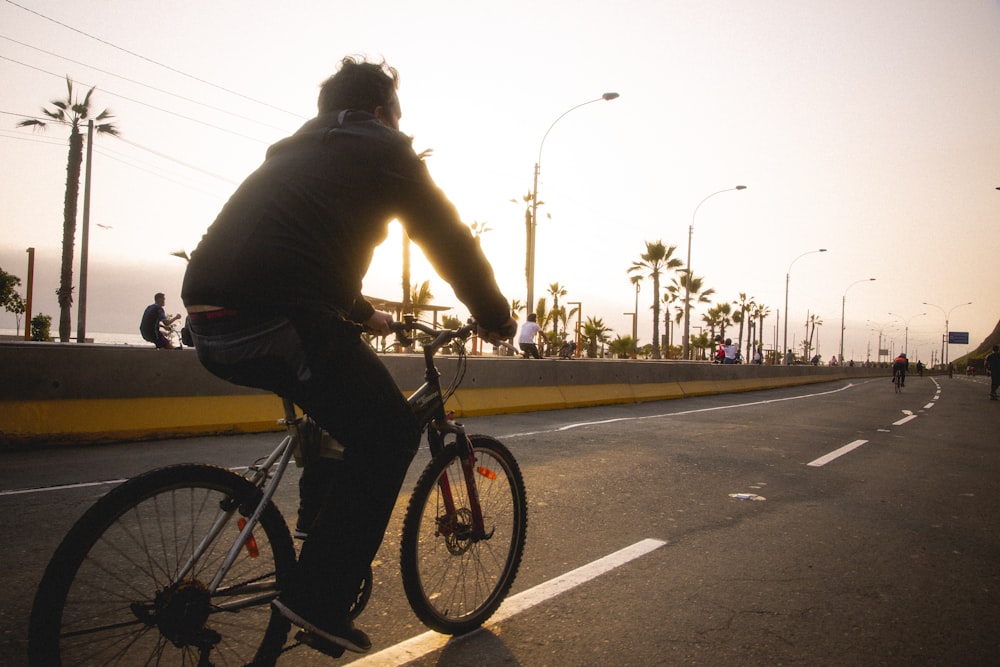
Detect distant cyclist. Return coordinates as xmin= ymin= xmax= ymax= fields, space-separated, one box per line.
xmin=892 ymin=352 xmax=909 ymax=387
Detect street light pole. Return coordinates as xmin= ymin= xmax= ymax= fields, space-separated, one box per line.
xmin=840 ymin=277 xmax=875 ymax=362
xmin=783 ymin=248 xmax=827 ymax=363
xmin=922 ymin=301 xmax=972 ymax=367
xmin=76 ymin=119 xmax=95 ymax=344
xmin=527 ymin=92 xmax=619 ymax=315
xmin=682 ymin=185 xmax=747 ymax=360
xmin=888 ymin=311 xmax=925 ymax=356
xmin=630 ymin=277 xmax=641 ymax=359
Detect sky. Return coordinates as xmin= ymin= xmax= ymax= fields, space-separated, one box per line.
xmin=1 ymin=0 xmax=998 ymax=363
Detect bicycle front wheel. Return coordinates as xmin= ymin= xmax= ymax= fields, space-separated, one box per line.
xmin=400 ymin=435 xmax=527 ymax=634
xmin=28 ymin=464 xmax=296 ymax=666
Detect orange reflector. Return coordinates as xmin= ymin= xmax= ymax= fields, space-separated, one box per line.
xmin=477 ymin=466 xmax=497 ymax=481
xmin=238 ymin=518 xmax=260 ymax=559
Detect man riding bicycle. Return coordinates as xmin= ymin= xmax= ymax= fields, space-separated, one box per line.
xmin=892 ymin=352 xmax=909 ymax=387
xmin=182 ymin=56 xmax=516 ymax=655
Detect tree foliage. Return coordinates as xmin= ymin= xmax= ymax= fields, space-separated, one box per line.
xmin=19 ymin=77 xmax=119 ymax=342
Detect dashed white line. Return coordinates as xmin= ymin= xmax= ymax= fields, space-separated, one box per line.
xmin=808 ymin=439 xmax=869 ymax=467
xmin=350 ymin=538 xmax=667 ymax=665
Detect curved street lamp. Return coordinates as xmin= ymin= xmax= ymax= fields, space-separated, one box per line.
xmin=839 ymin=278 xmax=875 ymax=362
xmin=922 ymin=301 xmax=972 ymax=367
xmin=681 ymin=185 xmax=747 ymax=359
xmin=527 ymin=93 xmax=619 ymax=314
xmin=888 ymin=311 xmax=925 ymax=357
xmin=782 ymin=248 xmax=827 ymax=363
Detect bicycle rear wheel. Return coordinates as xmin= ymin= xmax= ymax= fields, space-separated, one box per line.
xmin=28 ymin=464 xmax=295 ymax=666
xmin=400 ymin=435 xmax=527 ymax=634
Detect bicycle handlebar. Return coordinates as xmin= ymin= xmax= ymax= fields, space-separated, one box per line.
xmin=389 ymin=318 xmax=478 ymax=353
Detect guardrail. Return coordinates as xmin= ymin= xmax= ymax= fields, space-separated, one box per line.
xmin=0 ymin=342 xmax=885 ymax=448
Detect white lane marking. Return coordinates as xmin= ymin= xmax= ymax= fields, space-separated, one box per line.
xmin=0 ymin=478 xmax=125 ymax=497
xmin=808 ymin=439 xmax=869 ymax=467
xmin=350 ymin=538 xmax=667 ymax=666
xmin=502 ymin=382 xmax=862 ymax=439
xmin=924 ymin=403 xmax=935 ymax=409
xmin=0 ymin=466 xmax=251 ymax=498
xmin=893 ymin=415 xmax=918 ymax=426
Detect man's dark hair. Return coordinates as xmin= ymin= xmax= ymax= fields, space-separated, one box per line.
xmin=154 ymin=292 xmax=165 ymax=301
xmin=318 ymin=56 xmax=399 ymax=114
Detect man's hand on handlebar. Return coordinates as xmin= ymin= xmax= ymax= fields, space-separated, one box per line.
xmin=478 ymin=317 xmax=517 ymax=345
xmin=363 ymin=310 xmax=394 ymax=337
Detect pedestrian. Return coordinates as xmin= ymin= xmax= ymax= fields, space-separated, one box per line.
xmin=986 ymin=345 xmax=1000 ymax=400
xmin=518 ymin=313 xmax=543 ymax=358
xmin=139 ymin=292 xmax=180 ymax=349
xmin=722 ymin=338 xmax=738 ymax=364
xmin=784 ymin=348 xmax=794 ymax=365
xmin=181 ymin=56 xmax=516 ymax=656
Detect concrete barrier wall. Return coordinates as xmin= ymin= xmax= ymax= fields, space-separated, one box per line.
xmin=0 ymin=343 xmax=886 ymax=448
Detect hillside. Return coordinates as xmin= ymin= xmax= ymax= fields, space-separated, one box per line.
xmin=950 ymin=318 xmax=1000 ymax=370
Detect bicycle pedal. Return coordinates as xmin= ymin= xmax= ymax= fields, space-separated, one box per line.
xmin=294 ymin=629 xmax=346 ymax=658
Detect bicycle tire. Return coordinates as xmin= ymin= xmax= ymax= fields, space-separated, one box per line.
xmin=28 ymin=464 xmax=296 ymax=666
xmin=400 ymin=435 xmax=527 ymax=634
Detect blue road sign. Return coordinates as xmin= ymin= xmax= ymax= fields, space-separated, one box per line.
xmin=948 ymin=331 xmax=969 ymax=344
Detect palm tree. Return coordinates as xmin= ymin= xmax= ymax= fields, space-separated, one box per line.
xmin=581 ymin=316 xmax=613 ymax=358
xmin=692 ymin=331 xmax=711 ymax=360
xmin=751 ymin=302 xmax=771 ymax=360
xmin=510 ymin=299 xmax=525 ymax=321
xmin=806 ymin=314 xmax=823 ymax=360
xmin=546 ymin=282 xmax=568 ymax=342
xmin=672 ymin=272 xmax=715 ymax=357
xmin=609 ymin=335 xmax=636 ymax=359
xmin=733 ymin=293 xmax=755 ymax=361
xmin=533 ymin=297 xmax=552 ymax=356
xmin=409 ymin=279 xmax=434 ymax=318
xmin=19 ymin=77 xmax=119 ymax=341
xmin=628 ymin=240 xmax=682 ymax=360
xmin=661 ymin=288 xmax=680 ymax=358
xmin=401 ymin=230 xmax=412 ymax=317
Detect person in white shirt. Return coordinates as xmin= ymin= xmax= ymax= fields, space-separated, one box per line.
xmin=518 ymin=313 xmax=543 ymax=359
xmin=722 ymin=338 xmax=738 ymax=364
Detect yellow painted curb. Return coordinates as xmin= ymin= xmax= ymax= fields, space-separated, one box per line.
xmin=630 ymin=381 xmax=686 ymax=402
xmin=560 ymin=383 xmax=634 ymax=407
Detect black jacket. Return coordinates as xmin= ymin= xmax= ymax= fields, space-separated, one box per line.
xmin=182 ymin=110 xmax=509 ymax=328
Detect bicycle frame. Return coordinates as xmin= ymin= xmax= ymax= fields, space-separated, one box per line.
xmin=177 ymin=318 xmax=493 ymax=599
xmin=402 ymin=320 xmax=491 ymax=541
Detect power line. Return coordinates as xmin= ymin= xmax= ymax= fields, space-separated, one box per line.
xmin=111 ymin=135 xmax=238 ymax=184
xmin=4 ymin=0 xmax=306 ymax=120
xmin=94 ymin=145 xmax=230 ymax=198
xmin=0 ymin=33 xmax=295 ymax=133
xmin=0 ymin=54 xmax=272 ymax=144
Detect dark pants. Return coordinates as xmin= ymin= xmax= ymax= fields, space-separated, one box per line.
xmin=519 ymin=342 xmax=541 ymax=359
xmin=189 ymin=311 xmax=420 ymax=615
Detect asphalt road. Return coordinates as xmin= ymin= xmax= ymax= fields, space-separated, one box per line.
xmin=1 ymin=372 xmax=998 ymax=666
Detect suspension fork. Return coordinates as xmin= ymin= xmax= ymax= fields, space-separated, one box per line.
xmin=431 ymin=418 xmax=490 ymax=540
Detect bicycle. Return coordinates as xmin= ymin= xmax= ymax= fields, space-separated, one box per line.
xmin=28 ymin=316 xmax=528 ymax=665
xmin=893 ymin=370 xmax=903 ymax=393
